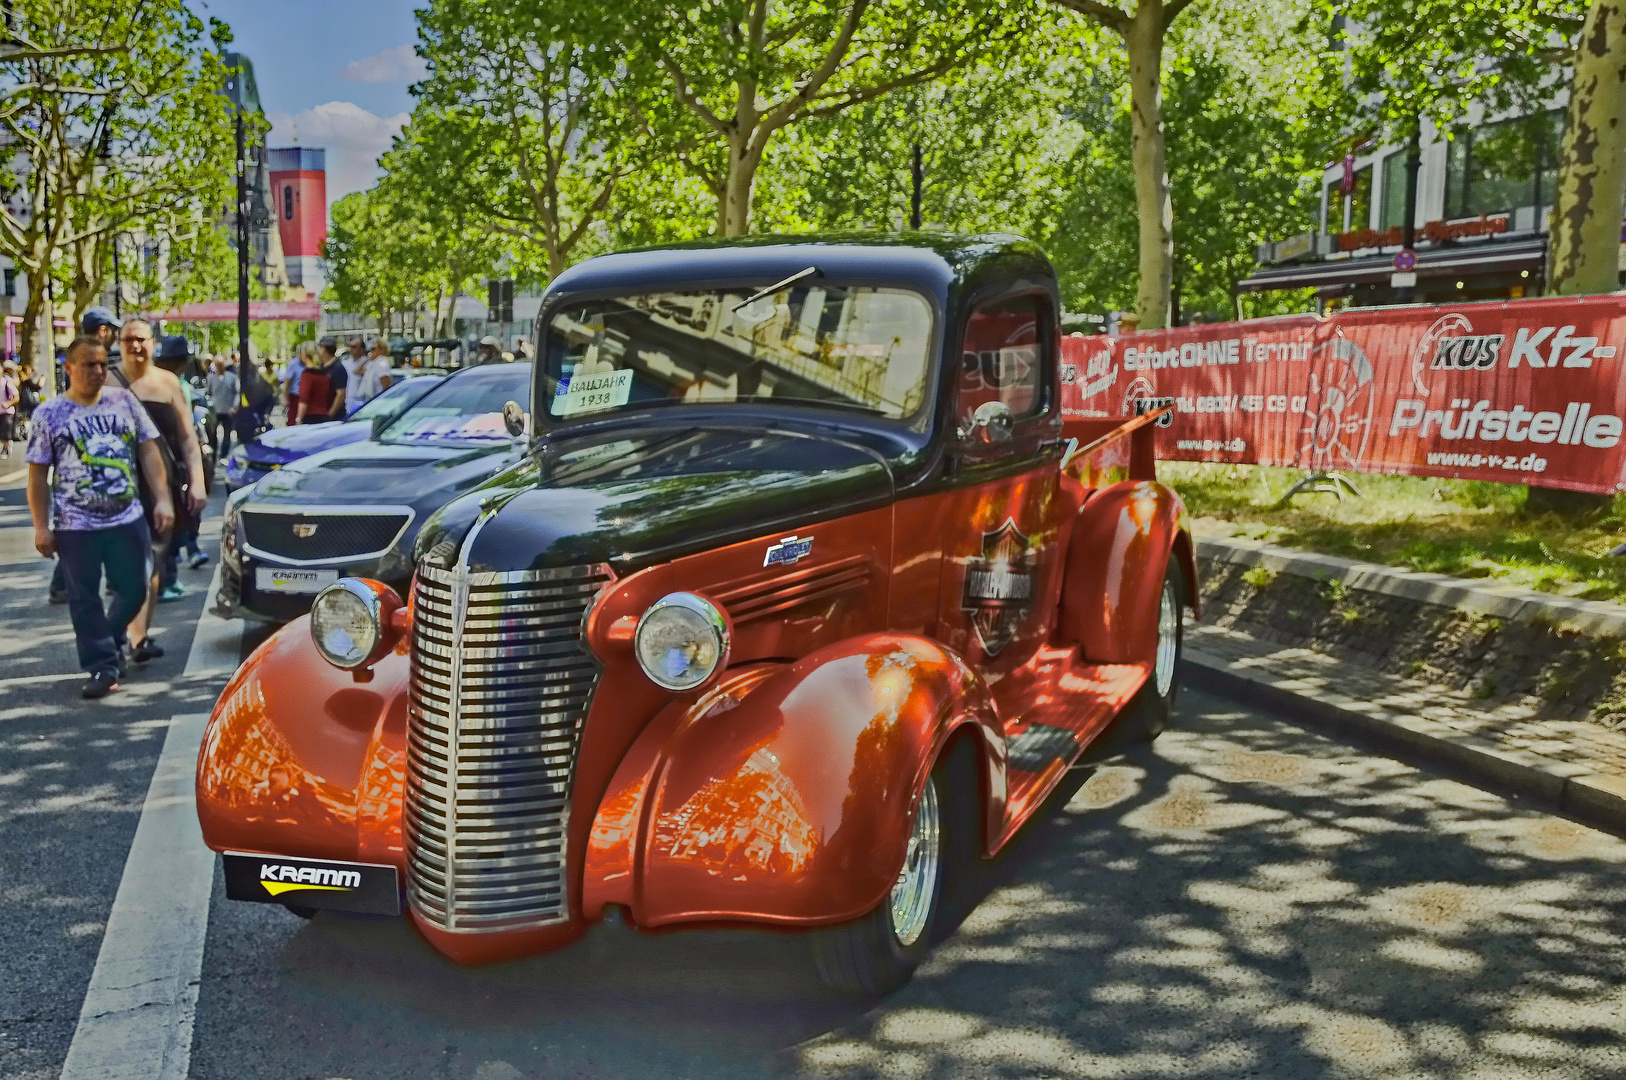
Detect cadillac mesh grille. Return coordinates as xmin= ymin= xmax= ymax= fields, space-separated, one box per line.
xmin=406 ymin=562 xmax=611 ymax=932
xmin=242 ymin=509 xmax=409 ymax=561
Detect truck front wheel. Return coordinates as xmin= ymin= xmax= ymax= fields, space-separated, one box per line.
xmin=812 ymin=770 xmax=943 ymax=995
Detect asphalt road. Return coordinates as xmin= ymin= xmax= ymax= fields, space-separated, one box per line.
xmin=6 ymin=465 xmax=1626 ymax=1079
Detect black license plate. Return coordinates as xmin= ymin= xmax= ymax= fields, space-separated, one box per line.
xmin=223 ymin=852 xmax=401 ymax=915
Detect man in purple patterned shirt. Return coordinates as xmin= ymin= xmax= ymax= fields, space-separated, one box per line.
xmin=26 ymin=337 xmax=175 ymax=699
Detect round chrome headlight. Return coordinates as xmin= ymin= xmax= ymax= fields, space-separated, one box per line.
xmin=310 ymin=579 xmax=383 ymax=669
xmin=634 ymin=592 xmax=729 ymax=691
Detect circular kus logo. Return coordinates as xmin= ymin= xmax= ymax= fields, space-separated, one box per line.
xmin=1298 ymin=334 xmax=1375 ymax=472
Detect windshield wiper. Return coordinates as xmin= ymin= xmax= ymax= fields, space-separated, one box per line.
xmin=732 ymin=266 xmax=820 ymax=313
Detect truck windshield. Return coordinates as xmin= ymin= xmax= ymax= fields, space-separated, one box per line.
xmin=542 ymin=286 xmax=934 ymax=425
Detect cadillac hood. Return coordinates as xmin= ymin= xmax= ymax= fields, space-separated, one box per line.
xmin=244 ymin=420 xmax=370 ymax=464
xmin=415 ymin=427 xmax=896 ymax=574
xmin=250 ymin=437 xmax=526 ymax=508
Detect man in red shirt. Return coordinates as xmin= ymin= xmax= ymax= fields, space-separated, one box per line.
xmin=295 ymin=338 xmax=349 ymax=424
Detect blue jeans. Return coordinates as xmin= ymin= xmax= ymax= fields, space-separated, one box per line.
xmin=56 ymin=519 xmax=152 ymax=675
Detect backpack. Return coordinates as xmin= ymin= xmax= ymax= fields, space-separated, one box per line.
xmin=239 ymin=360 xmax=273 ymax=410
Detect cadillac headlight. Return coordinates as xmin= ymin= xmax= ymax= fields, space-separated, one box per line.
xmin=311 ymin=579 xmax=384 ymax=669
xmin=220 ymin=487 xmax=249 ymax=564
xmin=634 ymin=592 xmax=729 ymax=691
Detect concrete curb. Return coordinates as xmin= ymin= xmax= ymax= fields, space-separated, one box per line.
xmin=1184 ymin=645 xmax=1626 ymax=833
xmin=1197 ymin=535 xmax=1626 ymax=638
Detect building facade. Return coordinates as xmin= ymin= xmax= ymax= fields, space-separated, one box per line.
xmin=1240 ymin=101 xmax=1573 ymax=309
xmin=268 ymin=147 xmax=327 ymax=298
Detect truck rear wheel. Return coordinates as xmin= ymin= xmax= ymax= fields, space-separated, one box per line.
xmin=812 ymin=770 xmax=944 ymax=995
xmin=1125 ymin=559 xmax=1184 ymax=741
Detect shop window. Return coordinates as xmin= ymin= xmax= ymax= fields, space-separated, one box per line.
xmin=1445 ymin=110 xmax=1563 ymax=218
xmin=1379 ymin=150 xmax=1410 ymax=230
xmin=3 ymin=268 xmax=14 ymax=297
xmin=1323 ymin=166 xmax=1372 ymax=233
xmin=1348 ymin=164 xmax=1372 ymax=231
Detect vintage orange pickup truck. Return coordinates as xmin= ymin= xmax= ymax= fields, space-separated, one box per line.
xmin=197 ymin=234 xmax=1196 ymax=994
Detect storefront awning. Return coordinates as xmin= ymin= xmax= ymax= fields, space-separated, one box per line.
xmin=1237 ymin=236 xmax=1547 ymax=293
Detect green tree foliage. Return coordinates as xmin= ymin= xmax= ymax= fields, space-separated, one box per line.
xmin=779 ymin=13 xmax=1094 ymax=239
xmin=1050 ymin=0 xmax=1326 ymax=319
xmin=619 ymin=0 xmax=1031 ymax=236
xmin=1319 ymin=0 xmax=1579 ymax=142
xmin=0 ymin=0 xmax=236 ymax=366
xmin=413 ymin=0 xmax=645 ymax=280
xmin=324 ymin=189 xmax=437 ymax=334
xmin=1045 ymin=0 xmax=1205 ymax=330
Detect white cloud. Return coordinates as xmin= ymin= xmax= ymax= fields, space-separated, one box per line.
xmin=266 ymin=102 xmax=409 ymax=205
xmin=340 ymin=44 xmax=427 ymax=85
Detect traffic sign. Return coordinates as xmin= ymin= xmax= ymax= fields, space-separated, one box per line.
xmin=1394 ymin=248 xmax=1416 ymax=272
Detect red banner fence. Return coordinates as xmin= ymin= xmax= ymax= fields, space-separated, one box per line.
xmin=1060 ymin=294 xmax=1626 ymax=495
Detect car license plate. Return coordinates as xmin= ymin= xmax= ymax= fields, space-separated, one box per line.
xmin=222 ymin=852 xmax=401 ymax=915
xmin=255 ymin=567 xmax=338 ymax=594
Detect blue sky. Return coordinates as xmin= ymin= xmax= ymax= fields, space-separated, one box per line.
xmin=188 ymin=0 xmax=424 ymax=210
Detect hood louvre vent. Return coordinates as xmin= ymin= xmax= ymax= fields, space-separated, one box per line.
xmin=714 ymin=552 xmax=873 ymax=623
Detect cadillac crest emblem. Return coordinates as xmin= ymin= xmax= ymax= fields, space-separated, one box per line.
xmin=961 ymin=518 xmax=1036 ymax=656
xmin=292 ymin=523 xmax=319 ymax=539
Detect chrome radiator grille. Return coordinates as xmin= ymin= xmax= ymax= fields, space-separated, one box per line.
xmin=406 ymin=562 xmax=611 ymax=932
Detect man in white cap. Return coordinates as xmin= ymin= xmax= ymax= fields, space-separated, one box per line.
xmin=477 ymin=335 xmax=502 ymax=365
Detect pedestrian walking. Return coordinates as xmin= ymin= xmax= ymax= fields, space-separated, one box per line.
xmin=16 ymin=362 xmax=41 ymax=440
xmin=295 ymin=338 xmax=348 ymax=424
xmin=25 ymin=337 xmax=174 ymax=699
xmin=354 ymin=339 xmax=395 ymax=406
xmin=113 ymin=318 xmax=208 ymax=659
xmin=206 ymin=353 xmax=239 ymax=458
xmin=45 ymin=307 xmax=126 ymax=605
xmin=280 ymin=348 xmax=304 ymax=422
xmin=0 ymin=361 xmax=18 ymax=458
xmin=343 ymin=337 xmax=366 ymax=396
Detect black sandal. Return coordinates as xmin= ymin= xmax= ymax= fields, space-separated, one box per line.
xmin=131 ymin=638 xmax=165 ymax=663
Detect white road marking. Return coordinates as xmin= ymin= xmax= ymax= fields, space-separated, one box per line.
xmin=183 ymin=558 xmax=243 ymax=679
xmin=0 ymin=465 xmax=27 ymax=484
xmin=58 ymin=712 xmax=214 ymax=1080
xmin=59 ymin=550 xmax=245 ymax=1078
xmin=0 ymin=671 xmax=81 ymax=689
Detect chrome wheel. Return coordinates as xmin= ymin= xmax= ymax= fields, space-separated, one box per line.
xmin=1153 ymin=578 xmax=1179 ymax=698
xmin=889 ymin=779 xmax=940 ymax=948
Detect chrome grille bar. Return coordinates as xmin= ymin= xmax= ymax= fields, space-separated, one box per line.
xmin=405 ymin=558 xmax=611 ymax=932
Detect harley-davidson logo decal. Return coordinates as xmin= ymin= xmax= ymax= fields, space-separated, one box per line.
xmin=961 ymin=518 xmax=1035 ymax=656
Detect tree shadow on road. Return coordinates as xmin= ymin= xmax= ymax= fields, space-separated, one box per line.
xmin=190 ymin=687 xmax=1626 ymax=1080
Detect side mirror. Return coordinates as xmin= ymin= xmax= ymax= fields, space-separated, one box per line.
xmin=502 ymin=399 xmax=528 ymax=437
xmin=963 ymin=400 xmax=1014 ymax=445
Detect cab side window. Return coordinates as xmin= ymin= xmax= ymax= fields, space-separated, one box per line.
xmin=959 ymin=295 xmax=1050 ymax=423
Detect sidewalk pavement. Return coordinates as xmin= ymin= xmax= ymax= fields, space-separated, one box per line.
xmin=1186 ymin=622 xmax=1626 ymax=833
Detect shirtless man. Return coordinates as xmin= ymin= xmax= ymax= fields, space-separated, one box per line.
xmin=116 ymin=319 xmax=207 ymax=661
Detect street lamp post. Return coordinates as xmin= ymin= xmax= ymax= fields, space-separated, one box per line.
xmin=235 ymin=105 xmax=249 ymax=370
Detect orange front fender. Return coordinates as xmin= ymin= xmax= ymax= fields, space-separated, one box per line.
xmin=1060 ymin=480 xmax=1194 ymax=664
xmin=582 ymin=634 xmax=1006 ymax=930
xmin=196 ymin=618 xmax=411 ymax=871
